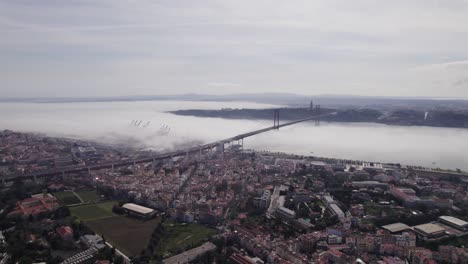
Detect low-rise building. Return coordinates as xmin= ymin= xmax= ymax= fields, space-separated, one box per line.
xmin=381 ymin=223 xmax=411 ymax=234
xmin=199 ymin=209 xmax=218 ymax=225
xmin=229 ymin=253 xmax=256 ymax=264
xmin=381 ymin=256 xmax=405 ymax=264
xmin=351 ymin=181 xmax=389 ymax=189
xmin=122 ymin=203 xmax=156 ymax=219
xmin=7 ymin=193 xmax=60 ymax=218
xmin=322 ymin=195 xmax=335 ymax=206
xmin=394 ymin=231 xmax=416 ymax=247
xmin=276 ymin=206 xmax=296 ymax=220
xmin=56 ymin=226 xmax=73 ymax=241
xmin=162 ymin=242 xmax=216 ymax=264
xmin=438 ymin=216 xmax=468 ymax=231
xmin=60 ymin=247 xmax=98 ymax=264
xmin=413 ymin=223 xmax=446 ymax=238
xmin=389 ymin=185 xmax=420 ymax=207
xmin=293 ymin=189 xmax=312 ymax=203
xmin=328 ymin=203 xmax=345 ymax=220
xmin=327 ymin=234 xmax=342 ymax=244
xmin=80 ymin=234 xmax=106 ymax=250
xmin=253 ymin=190 xmax=271 ymax=210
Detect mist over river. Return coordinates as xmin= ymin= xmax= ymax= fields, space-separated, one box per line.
xmin=1 ymin=101 xmax=467 ymax=170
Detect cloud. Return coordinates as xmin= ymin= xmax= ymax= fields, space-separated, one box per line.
xmin=1 ymin=1 xmax=468 ymax=97
xmin=453 ymin=78 xmax=468 ymax=87
xmin=407 ymin=60 xmax=468 ymax=95
xmin=207 ymin=82 xmax=241 ymax=87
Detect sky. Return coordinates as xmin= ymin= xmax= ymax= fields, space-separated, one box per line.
xmin=1 ymin=0 xmax=468 ymax=98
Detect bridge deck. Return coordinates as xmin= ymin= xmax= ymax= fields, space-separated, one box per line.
xmin=2 ymin=112 xmax=335 ymax=181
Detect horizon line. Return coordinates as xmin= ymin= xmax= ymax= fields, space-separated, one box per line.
xmin=1 ymin=93 xmax=468 ymax=101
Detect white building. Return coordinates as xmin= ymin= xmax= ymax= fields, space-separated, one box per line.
xmin=328 ymin=204 xmax=345 ymax=220
xmin=276 ymin=206 xmax=296 ymax=220
xmin=122 ymin=203 xmax=156 ymax=219
xmin=438 ymin=216 xmax=468 ymax=231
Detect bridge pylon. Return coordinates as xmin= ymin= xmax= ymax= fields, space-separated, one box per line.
xmin=315 ymin=105 xmax=321 ymax=126
xmin=273 ymin=109 xmax=280 ymax=129
xmin=217 ymin=142 xmax=225 ymax=159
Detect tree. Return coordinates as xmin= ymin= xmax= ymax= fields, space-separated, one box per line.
xmin=18 ymin=256 xmax=33 ymax=264
xmin=114 ymin=255 xmax=124 ymax=264
xmin=46 ymin=255 xmax=63 ymax=264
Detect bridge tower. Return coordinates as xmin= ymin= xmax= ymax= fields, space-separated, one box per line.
xmin=217 ymin=142 xmax=225 ymax=158
xmin=273 ymin=109 xmax=280 ymax=129
xmin=217 ymin=142 xmax=224 ymax=153
xmin=309 ymin=100 xmax=314 ymax=111
xmin=315 ymin=105 xmax=321 ymax=126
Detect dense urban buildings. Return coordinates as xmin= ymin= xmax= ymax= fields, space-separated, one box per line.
xmin=1 ymin=130 xmax=468 ymax=264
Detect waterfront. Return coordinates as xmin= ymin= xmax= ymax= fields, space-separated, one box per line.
xmin=1 ymin=101 xmax=467 ymax=170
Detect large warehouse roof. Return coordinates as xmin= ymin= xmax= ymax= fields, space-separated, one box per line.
xmin=439 ymin=216 xmax=468 ymax=228
xmin=382 ymin=223 xmax=411 ymax=233
xmin=414 ymin=223 xmax=445 ymax=235
xmin=122 ymin=203 xmax=154 ymax=215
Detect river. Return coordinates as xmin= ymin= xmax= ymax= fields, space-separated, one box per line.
xmin=1 ymin=101 xmax=467 ymax=170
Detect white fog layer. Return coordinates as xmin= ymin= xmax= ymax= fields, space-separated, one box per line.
xmin=1 ymin=101 xmax=467 ymax=170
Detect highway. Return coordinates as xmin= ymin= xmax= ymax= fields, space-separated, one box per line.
xmin=2 ymin=112 xmax=336 ymax=182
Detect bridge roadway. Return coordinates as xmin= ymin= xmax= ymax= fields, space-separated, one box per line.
xmin=3 ymin=112 xmax=336 ymax=182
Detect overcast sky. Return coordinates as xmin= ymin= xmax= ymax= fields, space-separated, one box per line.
xmin=1 ymin=0 xmax=468 ymax=98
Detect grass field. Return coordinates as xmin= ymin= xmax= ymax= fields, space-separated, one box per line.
xmin=54 ymin=191 xmax=82 ymax=205
xmin=75 ymin=189 xmax=100 ymax=203
xmin=87 ymin=216 xmax=161 ymax=257
xmin=158 ymin=221 xmax=217 ymax=255
xmin=69 ymin=201 xmax=116 ymax=221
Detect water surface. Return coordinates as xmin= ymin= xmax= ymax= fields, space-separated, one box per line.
xmin=1 ymin=101 xmax=467 ymax=170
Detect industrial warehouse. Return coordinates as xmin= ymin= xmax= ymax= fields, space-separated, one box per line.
xmin=409 ymin=215 xmax=468 ymax=240
xmin=413 ymin=223 xmax=446 ymax=239
xmin=381 ymin=223 xmax=411 ymax=234
xmin=438 ymin=216 xmax=468 ymax=231
xmin=122 ymin=203 xmax=156 ymax=219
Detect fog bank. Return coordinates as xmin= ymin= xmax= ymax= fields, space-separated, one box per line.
xmin=1 ymin=101 xmax=467 ymax=170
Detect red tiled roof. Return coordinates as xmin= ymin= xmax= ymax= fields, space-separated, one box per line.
xmin=229 ymin=254 xmax=255 ymax=264
xmin=56 ymin=226 xmax=73 ymax=237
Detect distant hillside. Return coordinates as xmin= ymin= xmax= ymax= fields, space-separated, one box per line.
xmin=2 ymin=93 xmax=468 ymax=111
xmin=170 ymin=107 xmax=468 ymax=128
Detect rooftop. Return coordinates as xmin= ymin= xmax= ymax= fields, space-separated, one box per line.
xmin=381 ymin=223 xmax=411 ymax=233
xmin=163 ymin=242 xmax=216 ymax=264
xmin=413 ymin=223 xmax=446 ymax=235
xmin=277 ymin=206 xmax=296 ymax=216
xmin=56 ymin=226 xmax=73 ymax=237
xmin=439 ymin=216 xmax=468 ymax=227
xmin=329 ymin=204 xmax=344 ymax=215
xmin=122 ymin=203 xmax=154 ymax=215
